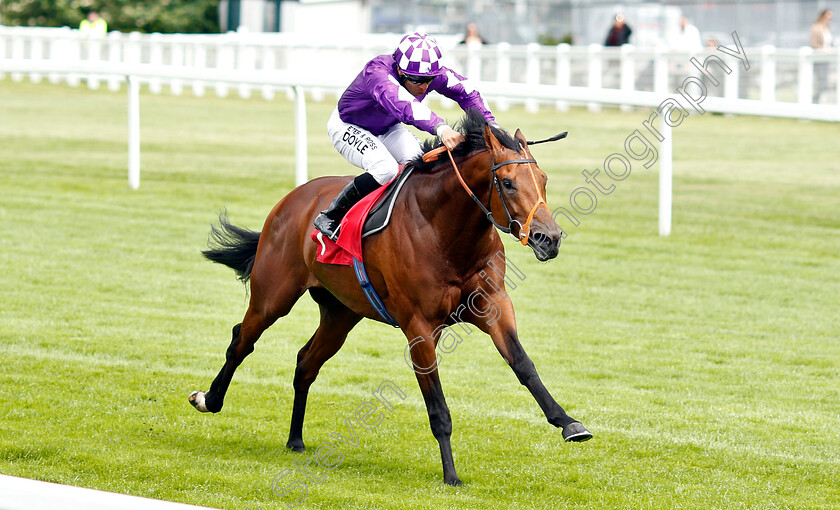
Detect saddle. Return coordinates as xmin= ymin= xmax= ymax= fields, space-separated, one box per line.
xmin=361 ymin=163 xmax=415 ymax=238
xmin=312 ymin=164 xmax=414 ymax=266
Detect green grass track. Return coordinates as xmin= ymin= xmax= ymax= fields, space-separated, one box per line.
xmin=1 ymin=79 xmax=839 ymax=509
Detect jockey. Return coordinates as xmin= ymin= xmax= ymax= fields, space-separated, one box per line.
xmin=314 ymin=32 xmax=497 ymax=241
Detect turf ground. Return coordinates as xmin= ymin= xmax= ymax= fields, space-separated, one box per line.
xmin=1 ymin=79 xmax=839 ymax=510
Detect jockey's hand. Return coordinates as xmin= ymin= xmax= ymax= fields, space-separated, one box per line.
xmin=440 ymin=127 xmax=465 ymax=151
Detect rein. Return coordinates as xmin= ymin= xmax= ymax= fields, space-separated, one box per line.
xmin=422 ymin=145 xmax=546 ymax=246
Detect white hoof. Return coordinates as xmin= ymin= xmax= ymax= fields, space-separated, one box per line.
xmin=189 ymin=390 xmax=209 ymax=412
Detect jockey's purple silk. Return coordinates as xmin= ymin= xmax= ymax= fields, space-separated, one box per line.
xmin=337 ymin=54 xmax=495 ymax=136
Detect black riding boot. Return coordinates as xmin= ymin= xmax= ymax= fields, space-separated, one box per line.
xmin=314 ymin=173 xmax=380 ymax=241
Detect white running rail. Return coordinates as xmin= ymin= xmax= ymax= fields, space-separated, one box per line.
xmin=0 ymin=474 xmax=221 ymax=510
xmin=1 ymin=26 xmax=838 ymax=237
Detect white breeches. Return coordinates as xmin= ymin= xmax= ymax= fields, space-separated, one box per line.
xmin=327 ymin=107 xmax=422 ymax=185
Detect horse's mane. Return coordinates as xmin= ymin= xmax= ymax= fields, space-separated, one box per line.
xmin=409 ymin=108 xmax=521 ymax=173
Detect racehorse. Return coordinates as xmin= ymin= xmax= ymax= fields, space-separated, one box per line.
xmin=189 ymin=109 xmax=592 ymax=486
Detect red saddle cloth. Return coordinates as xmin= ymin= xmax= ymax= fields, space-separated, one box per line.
xmin=310 ymin=173 xmax=396 ymax=266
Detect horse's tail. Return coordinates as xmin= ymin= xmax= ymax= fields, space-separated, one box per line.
xmin=202 ymin=213 xmax=260 ymax=283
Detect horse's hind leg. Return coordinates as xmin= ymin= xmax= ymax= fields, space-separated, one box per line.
xmin=190 ymin=272 xmax=306 ymax=414
xmin=286 ymin=287 xmax=362 ymax=451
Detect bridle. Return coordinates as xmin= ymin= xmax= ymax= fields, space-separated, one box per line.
xmin=422 ymin=145 xmax=547 ymax=246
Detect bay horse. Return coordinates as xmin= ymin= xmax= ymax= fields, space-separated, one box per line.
xmin=190 ymin=109 xmax=591 ymax=486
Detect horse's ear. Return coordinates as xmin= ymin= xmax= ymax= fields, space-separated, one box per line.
xmin=484 ymin=124 xmax=504 ymax=155
xmin=514 ymin=128 xmax=533 ymax=156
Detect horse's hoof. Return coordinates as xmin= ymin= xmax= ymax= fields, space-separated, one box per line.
xmin=562 ymin=422 xmax=593 ymax=442
xmin=286 ymin=439 xmax=305 ymax=453
xmin=189 ymin=391 xmax=210 ymax=413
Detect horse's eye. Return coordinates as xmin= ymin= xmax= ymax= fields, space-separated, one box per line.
xmin=502 ymin=179 xmax=515 ymax=191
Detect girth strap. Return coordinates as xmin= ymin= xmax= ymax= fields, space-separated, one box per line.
xmin=352 ymin=257 xmax=400 ymax=327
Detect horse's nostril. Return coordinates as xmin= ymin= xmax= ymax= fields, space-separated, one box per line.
xmin=532 ymin=232 xmax=550 ymax=245
xmin=529 ymin=231 xmax=560 ymax=260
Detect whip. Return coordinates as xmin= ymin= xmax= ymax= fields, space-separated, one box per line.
xmin=525 ymin=132 xmax=568 ymax=145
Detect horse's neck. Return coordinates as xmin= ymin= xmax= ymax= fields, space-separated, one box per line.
xmin=410 ymin=151 xmax=498 ymax=264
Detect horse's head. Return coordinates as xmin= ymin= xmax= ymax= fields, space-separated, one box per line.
xmin=483 ymin=125 xmax=563 ymax=261
xmin=417 ymin=111 xmax=564 ymax=261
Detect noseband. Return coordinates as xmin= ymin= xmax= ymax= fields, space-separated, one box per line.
xmin=422 ymin=146 xmax=547 ymax=246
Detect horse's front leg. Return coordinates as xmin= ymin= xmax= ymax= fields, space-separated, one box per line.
xmin=403 ymin=319 xmax=462 ymax=486
xmin=469 ymin=293 xmax=592 ymax=442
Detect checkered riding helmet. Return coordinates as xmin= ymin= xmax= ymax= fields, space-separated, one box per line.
xmin=394 ymin=32 xmax=444 ymax=77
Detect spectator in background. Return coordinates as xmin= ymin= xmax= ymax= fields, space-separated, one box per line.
xmin=700 ymin=37 xmax=726 ymax=91
xmin=811 ymin=9 xmax=834 ymax=49
xmin=669 ymin=17 xmax=703 ymax=53
xmin=810 ymin=9 xmax=833 ymax=103
xmin=460 ymin=23 xmax=488 ymax=45
xmin=668 ymin=17 xmax=704 ymax=87
xmin=605 ymin=13 xmax=632 ymax=46
xmin=79 ymin=11 xmax=107 ymax=36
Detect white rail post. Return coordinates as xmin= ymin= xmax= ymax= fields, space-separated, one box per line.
xmin=192 ymin=36 xmax=208 ymax=97
xmin=261 ymin=43 xmax=276 ymax=100
xmin=653 ymin=46 xmax=668 ymax=95
xmin=495 ymin=42 xmax=511 ymax=111
xmin=659 ymin=109 xmax=672 ymax=236
xmin=67 ymin=28 xmax=81 ymax=87
xmin=836 ymin=49 xmax=840 ymax=104
xmin=525 ymin=43 xmax=540 ymax=112
xmin=587 ymin=44 xmax=602 ymax=112
xmin=126 ymin=31 xmax=142 ymax=73
xmin=620 ymin=44 xmax=635 ymax=112
xmin=724 ymin=53 xmax=740 ymax=102
xmin=30 ymin=34 xmax=44 ymax=83
xmin=86 ymin=31 xmax=103 ymax=90
xmin=293 ymin=85 xmax=308 ymax=187
xmin=0 ymin=29 xmax=6 ymax=80
xmin=466 ymin=43 xmax=481 ymax=81
xmin=797 ymin=46 xmax=814 ymax=105
xmin=107 ymin=31 xmax=122 ymax=91
xmin=760 ymin=45 xmax=776 ymax=103
xmin=171 ymin=34 xmax=185 ymax=95
xmin=48 ymin=27 xmax=67 ymax=84
xmin=836 ymin=50 xmax=840 ymax=104
xmin=554 ymin=43 xmax=570 ymax=111
xmin=237 ymin=34 xmax=255 ymax=99
xmin=10 ymin=29 xmax=24 ymax=81
xmin=149 ymin=33 xmax=163 ymax=94
xmin=216 ymin=32 xmax=235 ymax=97
xmin=306 ymin=44 xmax=325 ymax=103
xmin=128 ymin=75 xmax=141 ymax=190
